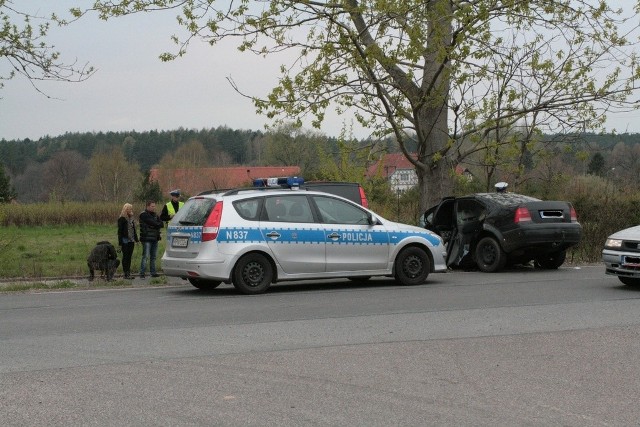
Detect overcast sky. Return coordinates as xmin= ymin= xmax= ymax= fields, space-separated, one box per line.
xmin=0 ymin=1 xmax=364 ymax=142
xmin=1 ymin=1 xmax=640 ymax=142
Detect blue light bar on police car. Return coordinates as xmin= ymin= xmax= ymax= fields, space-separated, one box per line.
xmin=253 ymin=176 xmax=305 ymax=189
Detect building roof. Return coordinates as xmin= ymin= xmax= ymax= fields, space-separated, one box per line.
xmin=149 ymin=166 xmax=302 ymax=196
xmin=366 ymin=152 xmax=417 ymax=179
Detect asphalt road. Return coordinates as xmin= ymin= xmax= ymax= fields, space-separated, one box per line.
xmin=2 ymin=265 xmax=640 ymax=426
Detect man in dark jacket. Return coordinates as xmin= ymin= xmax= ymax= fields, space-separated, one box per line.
xmin=87 ymin=241 xmax=120 ymax=281
xmin=139 ymin=201 xmax=163 ymax=278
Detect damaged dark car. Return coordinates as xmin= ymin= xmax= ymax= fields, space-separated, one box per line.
xmin=423 ymin=193 xmax=582 ymax=272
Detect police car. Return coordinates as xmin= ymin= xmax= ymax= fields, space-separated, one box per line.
xmin=161 ymin=177 xmax=447 ymax=294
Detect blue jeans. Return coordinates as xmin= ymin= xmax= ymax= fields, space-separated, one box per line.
xmin=140 ymin=240 xmax=158 ymax=275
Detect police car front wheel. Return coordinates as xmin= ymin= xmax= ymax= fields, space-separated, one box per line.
xmin=394 ymin=246 xmax=431 ymax=286
xmin=233 ymin=253 xmax=273 ymax=294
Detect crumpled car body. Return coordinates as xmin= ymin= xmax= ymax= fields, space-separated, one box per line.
xmin=423 ymin=192 xmax=582 ymax=272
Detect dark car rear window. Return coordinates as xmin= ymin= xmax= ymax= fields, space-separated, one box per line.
xmin=302 ymin=182 xmax=364 ymax=205
xmin=476 ymin=193 xmax=540 ymax=206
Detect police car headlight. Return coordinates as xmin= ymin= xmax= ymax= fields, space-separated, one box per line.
xmin=605 ymin=238 xmax=622 ymax=249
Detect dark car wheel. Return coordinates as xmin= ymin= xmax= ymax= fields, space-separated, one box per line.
xmin=475 ymin=237 xmax=506 ymax=273
xmin=188 ymin=278 xmax=222 ymax=290
xmin=619 ymin=277 xmax=640 ymax=286
xmin=534 ymin=250 xmax=567 ymax=270
xmin=233 ymin=253 xmax=273 ymax=294
xmin=394 ymin=247 xmax=431 ymax=286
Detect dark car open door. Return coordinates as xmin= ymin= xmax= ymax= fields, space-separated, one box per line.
xmin=446 ymin=198 xmax=485 ymax=268
xmin=424 ymin=198 xmax=456 ymax=244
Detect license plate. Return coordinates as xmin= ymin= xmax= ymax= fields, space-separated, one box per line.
xmin=623 ymin=255 xmax=640 ymax=267
xmin=172 ymin=237 xmax=189 ymax=248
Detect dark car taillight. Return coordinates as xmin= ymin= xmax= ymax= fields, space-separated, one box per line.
xmin=514 ymin=207 xmax=532 ymax=223
xmin=570 ymin=206 xmax=578 ymax=222
xmin=202 ymin=202 xmax=223 ymax=242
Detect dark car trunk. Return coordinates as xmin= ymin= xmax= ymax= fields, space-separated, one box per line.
xmin=524 ymin=201 xmax=573 ymax=223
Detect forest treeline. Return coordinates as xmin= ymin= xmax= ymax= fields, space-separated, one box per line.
xmin=1 ymin=126 xmax=272 ymax=175
xmin=0 ymin=125 xmax=405 ymax=204
xmin=1 ymin=126 xmax=640 ymax=205
xmin=2 ymin=127 xmax=638 ymax=176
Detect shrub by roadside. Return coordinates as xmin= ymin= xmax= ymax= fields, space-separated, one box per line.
xmin=0 ymin=202 xmax=123 ymax=227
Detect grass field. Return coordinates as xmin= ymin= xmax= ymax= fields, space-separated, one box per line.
xmin=0 ymin=225 xmax=167 ymax=279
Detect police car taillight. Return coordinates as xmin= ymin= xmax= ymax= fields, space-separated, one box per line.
xmin=359 ymin=186 xmax=369 ymax=208
xmin=253 ymin=176 xmax=305 ymax=189
xmin=514 ymin=207 xmax=532 ymax=223
xmin=202 ymin=202 xmax=223 ymax=242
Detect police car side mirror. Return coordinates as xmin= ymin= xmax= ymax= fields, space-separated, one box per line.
xmin=367 ymin=212 xmax=380 ymax=225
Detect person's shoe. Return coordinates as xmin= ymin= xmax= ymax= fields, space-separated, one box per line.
xmin=139 ymin=274 xmax=146 ymax=279
xmin=151 ymin=273 xmax=160 ymax=277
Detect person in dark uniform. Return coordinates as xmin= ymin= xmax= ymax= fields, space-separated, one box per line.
xmin=139 ymin=201 xmax=163 ymax=278
xmin=117 ymin=203 xmax=139 ymax=279
xmin=87 ymin=241 xmax=120 ymax=281
xmin=160 ymin=189 xmax=184 ymax=225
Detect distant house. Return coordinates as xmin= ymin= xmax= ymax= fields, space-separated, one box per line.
xmin=366 ymin=153 xmax=418 ymax=193
xmin=454 ymin=165 xmax=474 ymax=182
xmin=149 ymin=166 xmax=301 ymax=196
xmin=366 ymin=153 xmax=473 ymax=192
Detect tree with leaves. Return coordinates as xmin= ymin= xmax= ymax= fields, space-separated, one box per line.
xmin=1 ymin=2 xmax=93 ymax=93
xmin=587 ymin=152 xmax=606 ymax=177
xmin=69 ymin=1 xmax=640 ymax=208
xmin=262 ymin=124 xmax=327 ymax=173
xmin=12 ymin=161 xmax=45 ymax=202
xmin=43 ymin=150 xmax=89 ymax=202
xmin=84 ymin=147 xmax=142 ymax=202
xmin=135 ymin=170 xmax=162 ymax=204
xmin=0 ymin=162 xmax=16 ymax=203
xmin=158 ymin=140 xmax=209 ymax=170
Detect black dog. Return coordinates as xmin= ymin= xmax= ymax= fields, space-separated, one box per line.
xmin=87 ymin=241 xmax=120 ymax=281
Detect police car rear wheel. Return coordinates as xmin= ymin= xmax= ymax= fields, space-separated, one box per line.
xmin=394 ymin=247 xmax=430 ymax=286
xmin=233 ymin=253 xmax=273 ymax=294
xmin=188 ymin=278 xmax=222 ymax=290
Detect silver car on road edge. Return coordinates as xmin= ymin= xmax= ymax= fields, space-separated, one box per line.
xmin=162 ymin=186 xmax=447 ymax=294
xmin=602 ymin=225 xmax=640 ymax=286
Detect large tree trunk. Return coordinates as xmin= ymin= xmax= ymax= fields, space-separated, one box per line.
xmin=417 ymin=159 xmax=454 ymax=211
xmin=414 ymin=0 xmax=453 ymax=212
xmin=415 ymin=0 xmax=453 ymax=211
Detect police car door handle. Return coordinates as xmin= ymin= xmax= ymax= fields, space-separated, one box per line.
xmin=327 ymin=232 xmax=341 ymax=240
xmin=266 ymin=231 xmax=281 ymax=239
